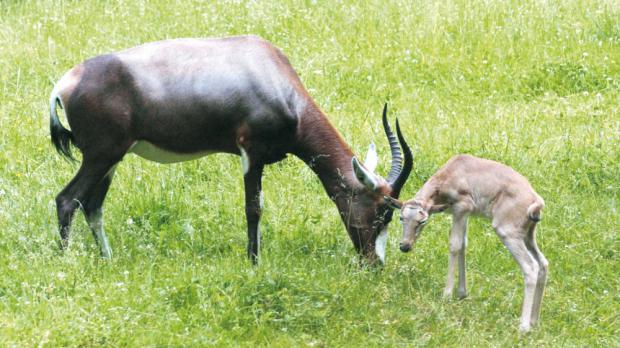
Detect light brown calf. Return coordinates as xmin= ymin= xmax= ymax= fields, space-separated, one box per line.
xmin=386 ymin=154 xmax=547 ymax=332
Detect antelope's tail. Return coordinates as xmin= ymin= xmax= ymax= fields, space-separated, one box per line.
xmin=49 ymin=85 xmax=76 ymax=161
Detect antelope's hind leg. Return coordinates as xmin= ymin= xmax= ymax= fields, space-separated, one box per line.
xmin=55 ymin=158 xmax=120 ymax=256
xmin=82 ymin=168 xmax=117 ymax=258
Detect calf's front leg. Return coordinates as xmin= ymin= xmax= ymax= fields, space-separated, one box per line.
xmin=457 ymin=218 xmax=468 ymax=299
xmin=444 ymin=213 xmax=468 ymax=299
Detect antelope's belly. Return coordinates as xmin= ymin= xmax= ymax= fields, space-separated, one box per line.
xmin=128 ymin=141 xmax=213 ymax=164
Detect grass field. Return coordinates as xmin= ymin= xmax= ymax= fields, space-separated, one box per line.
xmin=1 ymin=0 xmax=619 ymax=346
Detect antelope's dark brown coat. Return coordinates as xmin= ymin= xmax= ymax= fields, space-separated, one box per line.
xmin=50 ymin=36 xmax=412 ymax=264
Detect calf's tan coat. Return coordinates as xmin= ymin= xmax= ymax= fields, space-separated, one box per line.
xmin=387 ymin=154 xmax=546 ymax=332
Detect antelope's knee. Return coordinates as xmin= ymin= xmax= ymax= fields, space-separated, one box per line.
xmin=56 ymin=195 xmax=78 ymax=218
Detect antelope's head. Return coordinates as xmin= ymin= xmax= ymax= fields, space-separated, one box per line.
xmin=342 ymin=104 xmax=413 ymax=265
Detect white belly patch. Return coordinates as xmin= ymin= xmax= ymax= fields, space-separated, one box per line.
xmin=128 ymin=141 xmax=212 ymax=164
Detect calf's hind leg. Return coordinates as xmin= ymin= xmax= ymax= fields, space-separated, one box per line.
xmin=497 ymin=225 xmax=540 ymax=332
xmin=524 ymin=223 xmax=548 ymax=327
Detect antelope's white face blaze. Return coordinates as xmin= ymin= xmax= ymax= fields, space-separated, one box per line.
xmin=375 ymin=228 xmax=388 ymax=264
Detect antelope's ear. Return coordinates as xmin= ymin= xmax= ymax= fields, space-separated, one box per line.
xmin=352 ymin=157 xmax=379 ymax=190
xmin=364 ymin=142 xmax=378 ymax=173
xmin=429 ymin=204 xmax=449 ymax=214
xmin=384 ymin=196 xmax=403 ymax=210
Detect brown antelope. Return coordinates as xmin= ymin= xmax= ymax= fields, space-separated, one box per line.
xmin=49 ymin=35 xmax=412 ymax=265
xmin=385 ymin=154 xmax=547 ymax=332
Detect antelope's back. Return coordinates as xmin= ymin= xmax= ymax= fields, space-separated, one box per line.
xmin=59 ymin=36 xmax=306 ymax=155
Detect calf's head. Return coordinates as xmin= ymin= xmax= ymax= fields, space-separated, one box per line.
xmin=386 ymin=199 xmax=430 ymax=252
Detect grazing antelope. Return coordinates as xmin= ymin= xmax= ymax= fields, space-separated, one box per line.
xmin=49 ymin=35 xmax=412 ymax=265
xmin=385 ymin=154 xmax=547 ymax=332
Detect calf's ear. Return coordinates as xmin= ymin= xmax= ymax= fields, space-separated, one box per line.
xmin=429 ymin=204 xmax=449 ymax=213
xmin=383 ymin=196 xmax=403 ymax=210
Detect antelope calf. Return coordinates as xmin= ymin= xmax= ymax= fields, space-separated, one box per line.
xmin=386 ymin=154 xmax=547 ymax=332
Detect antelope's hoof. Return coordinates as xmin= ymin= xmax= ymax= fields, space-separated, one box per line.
xmin=457 ymin=291 xmax=468 ymax=300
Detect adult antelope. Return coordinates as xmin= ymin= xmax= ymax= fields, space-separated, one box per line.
xmin=49 ymin=35 xmax=412 ymax=265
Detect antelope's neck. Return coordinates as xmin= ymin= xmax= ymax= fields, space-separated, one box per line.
xmin=292 ymin=104 xmax=359 ymax=200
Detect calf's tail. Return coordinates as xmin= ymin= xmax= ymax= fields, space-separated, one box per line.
xmin=527 ymin=196 xmax=545 ymax=222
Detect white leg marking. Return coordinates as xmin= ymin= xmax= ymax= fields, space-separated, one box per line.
xmin=375 ymin=228 xmax=388 ymax=264
xmin=239 ymin=146 xmax=250 ymax=175
xmin=88 ymin=209 xmax=112 ymax=259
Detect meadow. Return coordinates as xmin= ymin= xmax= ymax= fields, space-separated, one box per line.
xmin=0 ymin=0 xmax=618 ymax=346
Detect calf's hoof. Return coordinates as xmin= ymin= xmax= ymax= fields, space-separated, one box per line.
xmin=519 ymin=323 xmax=532 ymax=333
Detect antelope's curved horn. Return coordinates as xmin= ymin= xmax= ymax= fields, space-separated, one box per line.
xmin=382 ymin=103 xmax=413 ymax=196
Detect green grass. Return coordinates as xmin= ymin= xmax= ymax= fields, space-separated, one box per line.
xmin=1 ymin=0 xmax=619 ymax=346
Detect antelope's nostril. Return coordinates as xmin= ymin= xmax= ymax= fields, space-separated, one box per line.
xmin=399 ymin=243 xmax=411 ymax=252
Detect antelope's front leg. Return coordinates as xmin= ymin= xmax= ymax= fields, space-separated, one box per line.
xmin=243 ymin=152 xmax=264 ymax=265
xmin=444 ymin=214 xmax=468 ymax=299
